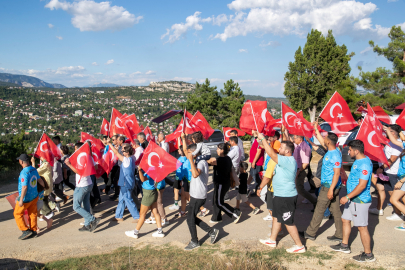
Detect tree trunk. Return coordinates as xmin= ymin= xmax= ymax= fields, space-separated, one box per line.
xmin=308 ymin=105 xmax=316 ymax=122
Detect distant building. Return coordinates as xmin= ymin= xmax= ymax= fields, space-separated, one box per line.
xmin=96 ymin=91 xmax=104 ymax=94
xmin=75 ymin=110 xmax=83 ymax=116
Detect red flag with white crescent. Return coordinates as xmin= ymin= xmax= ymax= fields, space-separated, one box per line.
xmin=143 ymin=126 xmax=155 ymax=142
xmin=282 ymin=103 xmax=319 ymax=137
xmin=90 ymin=145 xmax=106 ymax=177
xmin=165 ymin=119 xmax=185 ymax=143
xmin=223 ymin=127 xmax=245 ymax=141
xmin=68 ymin=143 xmax=96 ymax=177
xmin=80 ymin=132 xmax=105 ymax=152
xmin=139 ymin=141 xmax=181 ymax=182
xmin=355 ymin=113 xmax=388 ymax=165
xmin=263 ymin=119 xmax=282 ymax=136
xmin=191 ymin=111 xmax=214 ymax=139
xmin=319 ymin=91 xmax=357 ymax=135
xmin=396 ymin=106 xmax=405 ymax=130
xmin=109 ymin=108 xmax=124 ymax=137
xmin=100 ymin=118 xmax=110 ymax=136
xmin=34 ymin=133 xmax=60 ymax=166
xmin=239 ymin=100 xmax=267 ymax=135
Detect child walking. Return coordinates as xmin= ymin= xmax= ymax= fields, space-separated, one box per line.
xmin=236 ymin=162 xmax=260 ymax=215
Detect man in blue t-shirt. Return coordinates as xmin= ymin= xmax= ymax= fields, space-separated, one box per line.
xmin=301 ymin=130 xmax=343 ymax=242
xmin=14 ymin=154 xmax=39 ymax=240
xmin=330 ymin=140 xmax=375 ymax=263
xmin=254 ymin=131 xmax=306 ymax=254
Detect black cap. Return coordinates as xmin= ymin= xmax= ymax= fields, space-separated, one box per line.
xmin=16 ymin=154 xmax=30 ymax=162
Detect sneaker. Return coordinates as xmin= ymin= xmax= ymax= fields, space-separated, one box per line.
xmin=198 ymin=209 xmax=210 ymax=217
xmin=330 ymin=243 xmax=351 ymax=254
xmin=125 ymin=230 xmax=138 ymax=239
xmin=298 ymin=231 xmax=315 ymax=241
xmin=162 ymin=219 xmax=169 ymax=226
xmin=259 ymin=238 xmax=276 ymax=247
xmin=45 ymin=212 xmax=54 ymax=220
xmin=302 ymin=198 xmax=309 ymax=204
xmin=39 ymin=217 xmax=44 ymax=222
xmin=386 ymin=213 xmax=403 ymax=221
xmin=18 ymin=230 xmax=33 ymax=240
xmin=80 ymin=222 xmax=85 ymax=226
xmin=55 ymin=203 xmax=60 ymax=213
xmin=209 ymin=220 xmax=222 ymax=224
xmin=233 ymin=210 xmax=242 ymax=224
xmin=152 ymin=230 xmax=165 ymax=238
xmin=394 ymin=223 xmax=405 ymax=231
xmin=169 ymin=204 xmax=180 ymax=210
xmin=327 ymin=235 xmax=343 ymax=242
xmin=89 ymin=217 xmax=101 ymax=232
xmin=29 ymin=230 xmax=38 ymax=238
xmin=263 ymin=214 xmax=273 ymax=221
xmin=184 ymin=241 xmax=200 ymax=251
xmin=369 ymin=208 xmax=383 ymax=216
xmin=145 ymin=218 xmax=156 ymax=224
xmin=55 ymin=197 xmax=63 ymax=202
xmin=252 ymin=207 xmax=260 ymax=215
xmin=177 ymin=212 xmax=186 ymax=218
xmin=78 ymin=225 xmax=91 ymax=232
xmin=352 ymin=252 xmax=376 ymax=262
xmin=209 ymin=229 xmax=219 ymax=244
xmin=286 ymin=245 xmax=306 ymax=253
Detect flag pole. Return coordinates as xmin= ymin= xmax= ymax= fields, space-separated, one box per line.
xmin=249 ymin=102 xmax=259 ymax=132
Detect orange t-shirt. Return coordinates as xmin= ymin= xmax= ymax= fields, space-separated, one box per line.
xmin=271 ymin=140 xmax=281 ymax=153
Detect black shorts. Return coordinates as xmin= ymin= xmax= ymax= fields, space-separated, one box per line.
xmin=377 ymin=173 xmax=398 ymax=192
xmin=182 ymin=179 xmax=190 ymax=193
xmin=173 ymin=179 xmax=182 ymax=190
xmin=266 ymin=191 xmax=274 ymax=210
xmin=273 ymin=196 xmax=297 ymax=225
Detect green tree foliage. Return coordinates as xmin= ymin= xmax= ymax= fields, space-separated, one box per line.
xmin=182 ymin=79 xmax=222 ymax=128
xmin=219 ymin=80 xmax=245 ymax=128
xmin=284 ymin=29 xmax=353 ymax=121
xmin=0 ymin=132 xmax=30 ymax=172
xmin=357 ymin=26 xmax=405 ymax=96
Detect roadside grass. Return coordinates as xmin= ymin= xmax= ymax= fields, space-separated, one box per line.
xmin=344 ymin=263 xmax=387 ymax=270
xmin=37 ymin=245 xmax=342 ymax=270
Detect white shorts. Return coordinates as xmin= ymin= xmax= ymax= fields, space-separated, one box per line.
xmin=342 ymin=201 xmax=371 ymax=227
xmin=236 ymin=193 xmax=248 ymax=203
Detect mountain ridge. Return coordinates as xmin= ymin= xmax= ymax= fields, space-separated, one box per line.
xmin=0 ymin=73 xmax=67 ymax=88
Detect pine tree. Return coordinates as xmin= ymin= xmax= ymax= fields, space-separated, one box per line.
xmin=284 ymin=29 xmax=353 ymax=121
xmin=357 ymin=26 xmax=405 ymax=96
xmin=219 ymin=79 xmax=245 ymax=128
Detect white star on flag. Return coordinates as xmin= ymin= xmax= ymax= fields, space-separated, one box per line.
xmin=158 ymin=162 xmax=164 ymax=168
xmin=296 ymin=120 xmax=302 ymax=126
xmin=337 ymin=113 xmax=343 ymax=119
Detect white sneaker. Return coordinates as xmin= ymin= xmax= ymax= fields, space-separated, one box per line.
xmin=386 ymin=213 xmax=403 ymax=221
xmin=152 ymin=230 xmax=165 ymax=238
xmin=145 ymin=218 xmax=156 ymax=224
xmin=263 ymin=214 xmax=273 ymax=221
xmin=55 ymin=197 xmax=63 ymax=202
xmin=369 ymin=208 xmax=383 ymax=216
xmin=39 ymin=217 xmax=44 ymax=222
xmin=80 ymin=222 xmax=85 ymax=226
xmin=162 ymin=219 xmax=169 ymax=226
xmin=286 ymin=245 xmax=306 ymax=253
xmin=125 ymin=230 xmax=139 ymax=239
xmin=259 ymin=238 xmax=276 ymax=247
xmin=302 ymin=199 xmax=309 ymax=204
xmin=169 ymin=204 xmax=180 ymax=211
xmin=209 ymin=220 xmax=222 ymax=224
xmin=45 ymin=212 xmax=54 ymax=219
xmin=55 ymin=203 xmax=60 ymax=213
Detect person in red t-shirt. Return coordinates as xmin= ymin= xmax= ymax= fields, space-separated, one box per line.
xmin=248 ymin=137 xmax=265 ymax=196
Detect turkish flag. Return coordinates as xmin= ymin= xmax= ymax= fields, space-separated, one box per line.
xmin=282 ymin=103 xmax=318 ymax=137
xmin=34 ymin=133 xmax=61 ymax=166
xmin=143 ymin=126 xmax=155 ymax=142
xmin=356 ymin=113 xmax=389 ymax=165
xmin=100 ymin=118 xmax=110 ymax=136
xmin=191 ymin=111 xmax=215 ymax=139
xmin=263 ymin=119 xmax=282 ymax=136
xmin=165 ymin=119 xmax=185 ymax=143
xmin=396 ymin=107 xmax=405 ymax=130
xmin=139 ymin=141 xmax=182 ymax=182
xmin=90 ymin=145 xmax=106 ymax=177
xmin=183 ymin=110 xmax=199 ymax=135
xmin=80 ymin=132 xmax=105 ymax=152
xmin=69 ymin=143 xmax=96 ymax=177
xmin=367 ymin=104 xmax=390 ymax=145
xmin=101 ymin=145 xmax=117 ymax=175
xmin=122 ymin=114 xmax=141 ymax=136
xmin=372 ymin=106 xmax=391 ymax=124
xmin=168 ymin=139 xmax=179 ymax=153
xmin=297 ymin=111 xmax=304 ymax=117
xmin=356 ymin=106 xmax=368 ymax=115
xmin=319 ymin=92 xmax=358 ymax=135
xmin=223 ymin=127 xmax=245 ymax=141
xmin=109 ymin=108 xmax=124 ymax=137
xmin=239 ymin=100 xmax=267 ymax=135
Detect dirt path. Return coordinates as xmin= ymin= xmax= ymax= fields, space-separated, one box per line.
xmin=1 ymin=158 xmax=405 ymax=269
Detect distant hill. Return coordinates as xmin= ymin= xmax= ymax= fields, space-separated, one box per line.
xmin=0 ymin=73 xmax=66 ymax=88
xmin=245 ymin=95 xmax=287 ymax=110
xmin=84 ymin=83 xmax=120 ymax=88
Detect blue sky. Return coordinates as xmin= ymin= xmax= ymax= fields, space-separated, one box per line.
xmin=0 ymin=0 xmax=403 ymax=97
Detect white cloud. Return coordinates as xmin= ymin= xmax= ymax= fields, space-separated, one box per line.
xmin=161 ymin=11 xmax=211 ymax=43
xmin=130 ymin=71 xmax=142 ymax=76
xmin=173 ymin=77 xmax=193 ymax=81
xmin=45 ymin=0 xmax=142 ymax=32
xmin=92 ymin=62 xmax=98 ymax=66
xmin=106 ymin=59 xmax=114 ymax=65
xmin=212 ymin=14 xmax=228 ymax=26
xmin=56 ymin=36 xmax=63 ymax=40
xmin=55 ymin=66 xmax=85 ymax=74
xmin=48 ymin=23 xmax=54 ymax=28
xmin=214 ymin=0 xmax=386 ymax=41
xmin=388 ymin=0 xmax=398 ymax=2
xmin=145 ymin=70 xmax=156 ymax=75
xmin=94 ymin=72 xmax=103 ymax=75
xmin=360 ymin=46 xmax=373 ymax=55
xmin=239 ymin=49 xmax=248 ymax=53
xmin=259 ymin=40 xmax=281 ymax=47
xmin=235 ymin=79 xmax=259 ymax=83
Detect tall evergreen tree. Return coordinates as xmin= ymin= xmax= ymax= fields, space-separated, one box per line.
xmin=357 ymin=26 xmax=405 ymax=96
xmin=182 ymin=79 xmax=221 ymax=128
xmin=219 ymin=79 xmax=245 ymax=128
xmin=284 ymin=29 xmax=353 ymax=121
